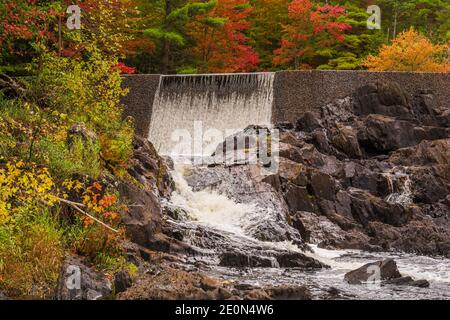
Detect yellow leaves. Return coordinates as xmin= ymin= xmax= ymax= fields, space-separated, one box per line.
xmin=0 ymin=161 xmax=59 ymax=223
xmin=364 ymin=28 xmax=449 ymax=72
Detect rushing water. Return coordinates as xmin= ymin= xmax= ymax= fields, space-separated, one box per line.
xmin=148 ymin=73 xmax=275 ymax=156
xmin=164 ymin=161 xmax=450 ymax=300
xmin=147 ymin=72 xmax=450 ymax=299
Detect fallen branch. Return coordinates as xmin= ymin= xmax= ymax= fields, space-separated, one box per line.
xmin=56 ymin=197 xmax=119 ymax=233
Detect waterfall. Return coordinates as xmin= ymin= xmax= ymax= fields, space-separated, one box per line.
xmin=148 ymin=73 xmax=275 ymax=156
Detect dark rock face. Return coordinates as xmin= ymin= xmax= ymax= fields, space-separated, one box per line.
xmin=271 ymin=80 xmax=450 ymax=255
xmin=114 ymin=270 xmax=133 ymax=294
xmin=344 ymin=259 xmax=430 ymax=288
xmin=219 ymin=252 xmax=276 ymax=268
xmin=119 ymin=135 xmax=176 ymax=250
xmin=118 ymin=181 xmax=162 ymax=248
xmin=55 ymin=255 xmax=112 ymax=300
xmin=344 ymin=259 xmax=401 ymax=284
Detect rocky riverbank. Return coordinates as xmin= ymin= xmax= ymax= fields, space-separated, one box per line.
xmin=53 ymin=80 xmax=449 ymax=300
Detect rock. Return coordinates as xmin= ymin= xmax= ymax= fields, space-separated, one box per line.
xmin=129 ymin=135 xmax=174 ymax=198
xmin=266 ymin=286 xmax=312 ymax=300
xmin=67 ymin=123 xmax=97 ymax=147
xmin=348 ymin=188 xmax=411 ymax=227
xmin=385 ymin=276 xmax=430 ymax=288
xmin=389 ymin=139 xmax=450 ymax=167
xmin=275 ymin=121 xmax=295 ymax=131
xmin=219 ymin=252 xmax=276 ymax=268
xmin=275 ymin=252 xmax=326 ymax=269
xmin=331 ymin=126 xmax=362 ymax=159
xmin=117 ymin=267 xmax=229 ymax=300
xmin=344 ymin=259 xmax=402 ymax=284
xmin=309 ymin=169 xmax=337 ymax=201
xmin=353 ymin=81 xmax=412 ymax=119
xmin=296 ymin=112 xmax=322 ymax=132
xmin=0 ymin=291 xmax=9 ymax=300
xmin=114 ymin=270 xmax=133 ymax=294
xmin=360 ymin=114 xmax=417 ymax=153
xmin=55 ymin=255 xmax=112 ymax=300
xmin=366 ymin=220 xmax=450 ymax=255
xmin=284 ymin=183 xmax=317 ymax=213
xmin=118 ymin=181 xmax=162 ymax=248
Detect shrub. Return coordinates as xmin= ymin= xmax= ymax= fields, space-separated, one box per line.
xmin=38 ymin=137 xmax=101 ymax=181
xmin=0 ymin=206 xmax=64 ymax=298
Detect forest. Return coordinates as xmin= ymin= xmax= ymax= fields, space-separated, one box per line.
xmin=1 ymin=0 xmax=449 ymax=75
xmin=0 ymin=0 xmax=449 ymax=300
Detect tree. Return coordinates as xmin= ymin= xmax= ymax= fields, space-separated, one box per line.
xmin=0 ymin=0 xmax=60 ymax=74
xmin=248 ymin=0 xmax=288 ymax=70
xmin=143 ymin=0 xmax=217 ymax=73
xmin=273 ymin=0 xmax=351 ymax=69
xmin=316 ymin=0 xmax=384 ymax=70
xmin=363 ymin=28 xmax=449 ymax=72
xmin=188 ymin=0 xmax=260 ymax=73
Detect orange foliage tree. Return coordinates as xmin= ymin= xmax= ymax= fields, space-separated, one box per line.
xmin=188 ymin=0 xmax=260 ymax=73
xmin=273 ymin=0 xmax=351 ymax=69
xmin=363 ymin=28 xmax=449 ymax=72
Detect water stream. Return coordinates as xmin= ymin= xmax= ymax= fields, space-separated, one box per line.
xmin=165 ymin=162 xmax=450 ymax=300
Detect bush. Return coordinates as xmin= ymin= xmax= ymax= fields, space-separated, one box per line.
xmin=38 ymin=137 xmax=101 ymax=181
xmin=0 ymin=206 xmax=64 ymax=298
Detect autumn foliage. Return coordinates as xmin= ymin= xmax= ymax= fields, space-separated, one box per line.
xmin=189 ymin=0 xmax=260 ymax=73
xmin=363 ymin=28 xmax=449 ymax=72
xmin=273 ymin=0 xmax=351 ymax=69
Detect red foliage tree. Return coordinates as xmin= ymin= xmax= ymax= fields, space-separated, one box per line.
xmin=0 ymin=0 xmax=60 ymax=58
xmin=189 ymin=0 xmax=260 ymax=73
xmin=273 ymin=0 xmax=351 ymax=69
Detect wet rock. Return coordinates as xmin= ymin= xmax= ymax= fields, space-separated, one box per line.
xmin=296 ymin=112 xmax=323 ymax=132
xmin=55 ymin=255 xmax=112 ymax=300
xmin=344 ymin=259 xmax=402 ymax=285
xmin=129 ymin=135 xmax=174 ymax=198
xmin=331 ymin=126 xmax=362 ymax=159
xmin=275 ymin=252 xmax=326 ymax=269
xmin=366 ymin=220 xmax=450 ymax=255
xmin=284 ymin=183 xmax=317 ymax=213
xmin=117 ymin=267 xmax=226 ymax=300
xmin=309 ymin=170 xmax=337 ymax=201
xmin=275 ymin=121 xmax=295 ymax=131
xmin=389 ymin=139 xmax=450 ymax=167
xmin=219 ymin=252 xmax=276 ymax=268
xmin=385 ymin=276 xmax=430 ymax=288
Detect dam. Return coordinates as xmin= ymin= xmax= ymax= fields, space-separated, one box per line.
xmin=121 ymin=70 xmax=450 ymax=152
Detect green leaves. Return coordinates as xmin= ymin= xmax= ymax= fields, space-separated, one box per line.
xmin=144 ymin=28 xmax=185 ymax=46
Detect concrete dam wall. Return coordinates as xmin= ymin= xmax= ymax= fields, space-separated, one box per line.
xmin=121 ymin=71 xmax=449 ymax=150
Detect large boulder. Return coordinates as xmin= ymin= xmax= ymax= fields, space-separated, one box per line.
xmin=55 ymin=255 xmax=112 ymax=300
xmin=352 ymin=81 xmax=412 ymax=119
xmin=348 ymin=188 xmax=412 ymax=227
xmin=389 ymin=139 xmax=450 ymax=167
xmin=344 ymin=259 xmax=401 ymax=284
xmin=118 ymin=181 xmax=162 ymax=248
xmin=360 ymin=114 xmax=418 ymax=153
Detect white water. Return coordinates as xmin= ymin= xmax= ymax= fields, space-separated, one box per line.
xmin=148 ymin=73 xmax=274 ymax=156
xmin=167 ymin=162 xmax=450 ymax=299
xmin=383 ymin=168 xmax=413 ymax=205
